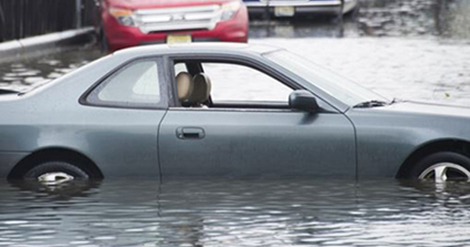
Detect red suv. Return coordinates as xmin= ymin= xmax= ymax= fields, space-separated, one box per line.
xmin=99 ymin=0 xmax=249 ymax=51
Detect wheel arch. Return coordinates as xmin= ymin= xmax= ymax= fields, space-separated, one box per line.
xmin=8 ymin=147 xmax=104 ymax=179
xmin=396 ymin=138 xmax=470 ymax=178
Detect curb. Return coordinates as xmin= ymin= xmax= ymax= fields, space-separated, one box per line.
xmin=0 ymin=27 xmax=95 ymax=62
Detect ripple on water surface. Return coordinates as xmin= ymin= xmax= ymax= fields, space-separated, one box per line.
xmin=1 ymin=179 xmax=470 ymax=246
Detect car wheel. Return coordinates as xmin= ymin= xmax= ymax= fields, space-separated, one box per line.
xmin=23 ymin=161 xmax=89 ymax=184
xmin=409 ymin=152 xmax=470 ymax=182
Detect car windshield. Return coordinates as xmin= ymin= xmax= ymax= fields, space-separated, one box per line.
xmin=264 ymin=50 xmax=389 ymax=106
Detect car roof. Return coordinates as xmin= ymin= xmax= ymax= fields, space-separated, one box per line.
xmin=113 ymin=42 xmax=283 ymax=59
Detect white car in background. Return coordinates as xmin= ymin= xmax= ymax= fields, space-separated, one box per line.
xmin=244 ymin=0 xmax=357 ymax=17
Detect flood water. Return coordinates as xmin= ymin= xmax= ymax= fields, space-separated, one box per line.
xmin=1 ymin=0 xmax=470 ymax=105
xmin=1 ymin=178 xmax=470 ymax=246
xmin=1 ymin=0 xmax=470 ymax=246
xmin=250 ymin=0 xmax=470 ymax=39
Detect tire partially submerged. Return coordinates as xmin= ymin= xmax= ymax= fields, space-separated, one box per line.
xmin=23 ymin=161 xmax=89 ymax=185
xmin=409 ymin=152 xmax=470 ymax=182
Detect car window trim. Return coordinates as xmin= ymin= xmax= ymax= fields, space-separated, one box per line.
xmin=168 ymin=106 xmax=293 ymax=113
xmin=168 ymin=106 xmax=336 ymax=114
xmin=165 ymin=53 xmax=340 ymax=113
xmin=212 ymin=100 xmax=290 ymax=109
xmin=164 ymin=55 xmax=183 ymax=108
xmin=171 ymin=54 xmax=302 ymax=88
xmin=79 ymin=56 xmax=169 ymax=110
xmin=167 ymin=53 xmax=304 ymax=108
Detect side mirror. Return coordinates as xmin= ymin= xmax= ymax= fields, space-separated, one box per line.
xmin=289 ymin=90 xmax=319 ymax=113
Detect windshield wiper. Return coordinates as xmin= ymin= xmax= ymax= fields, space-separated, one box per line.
xmin=353 ymin=100 xmax=390 ymax=108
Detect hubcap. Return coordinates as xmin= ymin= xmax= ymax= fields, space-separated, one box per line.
xmin=419 ymin=163 xmax=470 ymax=182
xmin=37 ymin=172 xmax=75 ymax=185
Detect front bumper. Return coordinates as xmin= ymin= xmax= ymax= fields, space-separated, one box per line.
xmin=246 ymin=0 xmax=357 ymax=16
xmin=103 ymin=6 xmax=249 ymax=51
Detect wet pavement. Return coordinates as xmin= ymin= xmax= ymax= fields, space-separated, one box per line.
xmin=1 ymin=178 xmax=470 ymax=246
xmin=250 ymin=0 xmax=470 ymax=39
xmin=0 ymin=46 xmax=102 ymax=93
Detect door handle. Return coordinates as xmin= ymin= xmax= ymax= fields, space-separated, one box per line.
xmin=176 ymin=127 xmax=205 ymax=139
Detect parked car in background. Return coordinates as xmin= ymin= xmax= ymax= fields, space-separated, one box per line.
xmin=244 ymin=0 xmax=357 ymax=17
xmin=97 ymin=0 xmax=249 ymax=51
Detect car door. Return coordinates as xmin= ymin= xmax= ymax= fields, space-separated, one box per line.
xmin=79 ymin=57 xmax=169 ymax=177
xmin=158 ymin=56 xmax=356 ymax=178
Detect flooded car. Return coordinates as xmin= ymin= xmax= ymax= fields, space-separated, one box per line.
xmin=98 ymin=0 xmax=249 ymax=51
xmin=244 ymin=0 xmax=357 ymax=17
xmin=1 ymin=43 xmax=470 ymax=183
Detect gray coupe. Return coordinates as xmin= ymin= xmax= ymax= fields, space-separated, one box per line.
xmin=1 ymin=43 xmax=470 ymax=183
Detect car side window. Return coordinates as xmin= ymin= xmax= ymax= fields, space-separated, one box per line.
xmin=202 ymin=62 xmax=293 ymax=103
xmin=86 ymin=60 xmax=164 ymax=108
xmin=174 ymin=62 xmax=188 ymax=76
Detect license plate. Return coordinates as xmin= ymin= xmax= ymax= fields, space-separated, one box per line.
xmin=167 ymin=35 xmax=192 ymax=44
xmin=274 ymin=6 xmax=295 ymax=17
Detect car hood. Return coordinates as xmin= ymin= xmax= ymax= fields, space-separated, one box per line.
xmin=371 ymin=100 xmax=470 ymax=119
xmin=347 ymin=100 xmax=470 ymax=148
xmin=107 ymin=0 xmax=234 ymax=9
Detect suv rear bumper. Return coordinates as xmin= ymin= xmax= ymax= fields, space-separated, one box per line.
xmin=246 ymin=0 xmax=357 ymax=16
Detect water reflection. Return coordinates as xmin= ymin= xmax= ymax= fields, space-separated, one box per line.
xmin=1 ymin=178 xmax=470 ymax=246
xmin=250 ymin=0 xmax=470 ymax=39
xmin=7 ymin=179 xmax=102 ymax=200
xmin=0 ymin=46 xmax=103 ymax=92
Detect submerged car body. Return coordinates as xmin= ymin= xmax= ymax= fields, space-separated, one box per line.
xmin=1 ymin=43 xmax=470 ymax=182
xmin=99 ymin=0 xmax=249 ymax=51
xmin=244 ymin=0 xmax=357 ymax=17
